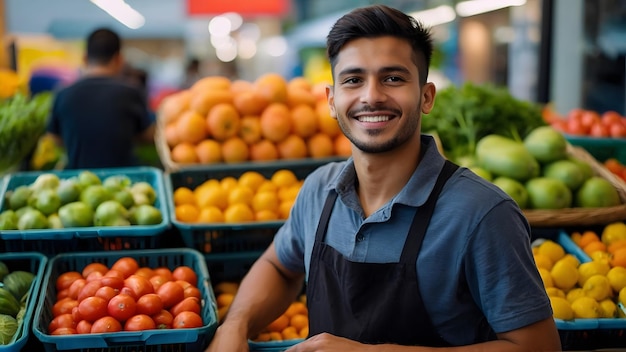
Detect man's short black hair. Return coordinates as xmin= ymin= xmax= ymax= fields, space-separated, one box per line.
xmin=86 ymin=28 xmax=121 ymax=65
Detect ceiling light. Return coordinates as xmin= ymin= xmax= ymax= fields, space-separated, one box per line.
xmin=456 ymin=0 xmax=526 ymax=17
xmin=409 ymin=5 xmax=456 ymax=27
xmin=90 ymin=0 xmax=145 ymax=29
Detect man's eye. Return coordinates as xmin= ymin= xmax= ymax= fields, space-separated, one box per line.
xmin=342 ymin=78 xmax=361 ymax=84
xmin=385 ymin=76 xmax=403 ymax=82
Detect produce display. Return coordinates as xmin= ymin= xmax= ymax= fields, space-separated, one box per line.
xmin=603 ymin=158 xmax=626 ymax=182
xmin=0 ymin=171 xmax=162 ymax=230
xmin=48 ymin=256 xmax=202 ymax=334
xmin=0 ymin=261 xmax=35 ymax=344
xmin=173 ymin=169 xmax=301 ymax=223
xmin=157 ymin=73 xmax=351 ymax=167
xmin=544 ymin=107 xmax=626 ymax=138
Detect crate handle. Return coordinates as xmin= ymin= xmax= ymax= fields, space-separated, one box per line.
xmin=102 ymin=332 xmax=145 ymax=344
xmin=74 ymin=230 xmax=101 ymax=238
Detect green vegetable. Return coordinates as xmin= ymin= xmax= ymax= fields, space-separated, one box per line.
xmin=423 ymin=82 xmax=546 ymax=162
xmin=2 ymin=271 xmax=34 ymax=302
xmin=0 ymin=314 xmax=18 ymax=345
xmin=0 ymin=288 xmax=20 ymax=317
xmin=0 ymin=262 xmax=7 ymax=282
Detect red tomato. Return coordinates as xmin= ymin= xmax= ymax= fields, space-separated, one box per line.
xmin=51 ymin=327 xmax=77 ymax=335
xmin=183 ymin=286 xmax=201 ymax=300
xmin=172 ymin=266 xmax=198 ymax=286
xmin=49 ymin=313 xmax=76 ymax=333
xmin=104 ymin=269 xmax=125 ymax=280
xmin=602 ymin=111 xmax=624 ymax=127
xmin=172 ymin=311 xmax=203 ymax=329
xmin=68 ymin=279 xmax=87 ymax=300
xmin=85 ymin=271 xmax=104 ymax=283
xmin=590 ymin=122 xmax=609 ymax=137
xmin=72 ymin=306 xmax=82 ymax=322
xmin=157 ymin=281 xmax=185 ymax=309
xmin=566 ymin=117 xmax=587 ymax=135
xmin=609 ymin=122 xmax=626 ymax=138
xmin=170 ymin=296 xmax=201 ymax=317
xmin=77 ymin=280 xmax=103 ymax=302
xmin=82 ymin=263 xmax=109 ymax=279
xmin=123 ymin=275 xmax=154 ymax=299
xmin=95 ymin=286 xmax=118 ymax=302
xmin=57 ymin=288 xmax=70 ymax=301
xmin=149 ymin=275 xmax=169 ymax=292
xmin=580 ymin=110 xmax=601 ymax=129
xmin=136 ymin=293 xmax=163 ymax=316
xmin=91 ymin=316 xmax=123 ymax=333
xmin=78 ymin=296 xmax=108 ymax=322
xmin=152 ymin=309 xmax=173 ymax=329
xmin=52 ymin=298 xmax=78 ymax=317
xmin=111 ymin=257 xmax=139 ymax=278
xmin=100 ymin=275 xmax=124 ymax=290
xmin=174 ymin=280 xmax=192 ymax=291
xmin=124 ymin=314 xmax=156 ymax=331
xmin=107 ymin=294 xmax=137 ymax=322
xmin=152 ymin=267 xmax=173 ymax=281
xmin=56 ymin=272 xmax=83 ymax=291
xmin=134 ymin=267 xmax=154 ymax=279
xmin=76 ymin=320 xmax=93 ymax=334
xmin=550 ymin=119 xmax=567 ymax=133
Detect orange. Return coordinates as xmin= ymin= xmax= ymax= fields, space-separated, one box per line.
xmin=579 ymin=231 xmax=601 ymax=249
xmin=238 ymin=171 xmax=267 ymax=192
xmin=207 ymin=103 xmax=241 ymax=141
xmin=278 ymin=199 xmax=295 ymax=219
xmin=570 ymin=231 xmax=582 ymax=246
xmin=228 ymin=185 xmax=255 ymax=207
xmin=175 ymin=204 xmax=199 ymax=223
xmin=216 ymin=293 xmax=234 ymax=308
xmin=583 ymin=241 xmax=607 ymax=256
xmin=281 ymin=326 xmax=299 ymax=340
xmin=195 ymin=184 xmax=229 ymax=210
xmin=334 ymin=134 xmax=352 ymax=157
xmin=290 ymin=104 xmax=319 ymax=138
xmin=284 ymin=301 xmax=307 ymax=317
xmin=253 ymin=332 xmax=271 ymax=342
xmin=171 ymin=142 xmax=199 ymax=164
xmin=254 ymin=73 xmax=288 ymax=104
xmin=230 ymin=79 xmax=254 ymax=95
xmin=164 ymin=123 xmax=180 ymax=147
xmin=195 ymin=139 xmax=222 ymax=164
xmin=609 ymin=239 xmax=626 ymax=254
xmin=173 ymin=187 xmax=196 ymax=206
xmin=190 ymin=89 xmax=233 ymax=117
xmin=266 ymin=314 xmax=289 ymax=333
xmin=289 ymin=314 xmax=308 ymax=331
xmin=197 ymin=206 xmax=224 ymax=223
xmin=250 ymin=139 xmax=279 ymax=162
xmin=271 ymin=169 xmax=298 ymax=189
xmin=316 ymin=100 xmax=341 ymax=137
xmin=176 ymin=110 xmax=207 ymax=144
xmin=221 ymin=137 xmax=250 ymax=163
xmin=299 ymin=326 xmax=309 ymax=339
xmin=268 ymin=331 xmax=282 ymax=341
xmin=307 ymin=133 xmax=335 ymax=158
xmin=611 ymin=247 xmax=626 ymax=268
xmin=159 ymin=90 xmax=191 ymax=124
xmin=287 ymin=89 xmax=317 ymax=109
xmin=239 ymin=115 xmax=263 ymax=145
xmin=220 ymin=177 xmax=239 ymax=193
xmin=190 ymin=76 xmax=231 ymax=94
xmin=233 ymin=90 xmax=269 ymax=116
xmin=224 ymin=203 xmax=255 ymax=223
xmin=311 ymin=82 xmax=329 ymax=102
xmin=277 ymin=135 xmax=308 ymax=160
xmin=252 ymin=191 xmax=280 ymax=213
xmin=287 ymin=76 xmax=312 ymax=92
xmin=278 ymin=184 xmax=301 ymax=202
xmin=257 ymin=180 xmax=279 ymax=194
xmin=260 ymin=103 xmax=292 ymax=143
xmin=255 ymin=209 xmax=279 ymax=222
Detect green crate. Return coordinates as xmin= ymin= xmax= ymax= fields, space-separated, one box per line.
xmin=566 ymin=135 xmax=626 ymax=163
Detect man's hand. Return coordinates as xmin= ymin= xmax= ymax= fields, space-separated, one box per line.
xmin=285 ymin=333 xmax=374 ymax=352
xmin=205 ymin=323 xmax=250 ymax=352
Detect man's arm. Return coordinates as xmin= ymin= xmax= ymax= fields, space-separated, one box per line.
xmin=286 ymin=318 xmax=561 ymax=352
xmin=206 ymin=242 xmax=305 ymax=352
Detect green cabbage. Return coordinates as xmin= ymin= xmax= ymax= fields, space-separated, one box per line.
xmin=0 ymin=314 xmax=18 ymax=345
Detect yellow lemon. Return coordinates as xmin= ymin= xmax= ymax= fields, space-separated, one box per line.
xmin=599 ymin=298 xmax=617 ymax=318
xmin=271 ymin=169 xmax=298 ymax=188
xmin=551 ymin=260 xmax=579 ymax=291
xmin=578 ymin=261 xmax=611 ymax=286
xmin=534 ymin=253 xmax=553 ymax=270
xmin=549 ymin=296 xmax=574 ymax=320
xmin=238 ymin=171 xmax=267 ymax=192
xmin=607 ymin=266 xmax=626 ymax=293
xmin=220 ymin=176 xmax=239 ymax=193
xmin=538 ymin=267 xmax=554 ymax=288
xmin=545 ymin=287 xmax=566 ymax=298
xmin=571 ymin=296 xmax=602 ymax=319
xmin=566 ymin=288 xmax=586 ymax=303
xmin=619 ymin=287 xmax=626 ymax=306
xmin=557 ymin=254 xmax=580 ymax=268
xmin=228 ymin=185 xmax=255 ymax=207
xmin=602 ymin=222 xmax=626 ymax=246
xmin=582 ymin=274 xmax=612 ymax=301
xmin=537 ymin=240 xmax=566 ymax=263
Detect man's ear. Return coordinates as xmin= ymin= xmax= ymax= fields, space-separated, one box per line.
xmin=420 ymin=82 xmax=436 ymax=114
xmin=326 ymin=84 xmax=337 ymax=119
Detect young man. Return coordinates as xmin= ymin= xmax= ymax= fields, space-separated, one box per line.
xmin=207 ymin=5 xmax=561 ymax=351
xmin=47 ymin=28 xmax=154 ymax=169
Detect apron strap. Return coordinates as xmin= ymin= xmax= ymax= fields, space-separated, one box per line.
xmin=313 ymin=190 xmax=339 ymax=244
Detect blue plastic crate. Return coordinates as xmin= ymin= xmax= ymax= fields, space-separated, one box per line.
xmin=0 ymin=167 xmax=170 ymax=256
xmin=0 ymin=252 xmax=47 ymax=352
xmin=166 ymin=159 xmax=340 ymax=254
xmin=249 ymin=339 xmax=304 ymax=351
xmin=32 ymin=248 xmax=218 ymax=352
xmin=565 ymin=134 xmax=626 ymax=164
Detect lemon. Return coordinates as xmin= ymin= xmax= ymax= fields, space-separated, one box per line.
xmin=566 ymin=288 xmax=586 ymax=303
xmin=538 ymin=267 xmax=554 ymax=288
xmin=549 ymin=296 xmax=574 ymax=320
xmin=582 ymin=274 xmax=612 ymax=301
xmin=590 ymin=251 xmax=612 ymax=267
xmin=599 ymin=299 xmax=617 ymax=318
xmin=551 ymin=260 xmax=579 ymax=291
xmin=545 ymin=287 xmax=566 ymax=298
xmin=578 ymin=261 xmax=610 ymax=286
xmin=534 ymin=253 xmax=554 ymax=270
xmin=601 ymin=222 xmax=626 ymax=246
xmin=537 ymin=240 xmax=566 ymax=263
xmin=227 ymin=185 xmax=255 ymax=207
xmin=619 ymin=287 xmax=626 ymax=306
xmin=557 ymin=254 xmax=580 ymax=268
xmin=607 ymin=266 xmax=626 ymax=293
xmin=571 ymin=296 xmax=602 ymax=318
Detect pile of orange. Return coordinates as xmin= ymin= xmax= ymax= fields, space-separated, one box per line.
xmin=173 ymin=169 xmax=302 ymax=224
xmin=570 ymin=223 xmax=626 ymax=268
xmin=159 ymin=73 xmax=352 ymax=165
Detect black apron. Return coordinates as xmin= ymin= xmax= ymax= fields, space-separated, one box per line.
xmin=306 ymin=161 xmax=458 ymax=346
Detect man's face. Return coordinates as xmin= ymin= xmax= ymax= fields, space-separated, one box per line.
xmin=327 ymin=36 xmax=434 ymax=154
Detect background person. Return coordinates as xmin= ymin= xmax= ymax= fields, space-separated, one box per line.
xmin=46 ymin=28 xmax=155 ymax=169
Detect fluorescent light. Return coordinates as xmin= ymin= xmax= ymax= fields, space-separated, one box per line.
xmin=90 ymin=0 xmax=145 ymax=29
xmin=456 ymin=0 xmax=526 ymax=17
xmin=409 ymin=5 xmax=456 ymax=27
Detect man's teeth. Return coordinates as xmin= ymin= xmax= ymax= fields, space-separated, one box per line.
xmin=358 ymin=115 xmax=390 ymax=122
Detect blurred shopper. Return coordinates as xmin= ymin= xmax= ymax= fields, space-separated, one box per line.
xmin=181 ymin=57 xmax=201 ymax=89
xmin=46 ymin=28 xmax=155 ymax=169
xmin=207 ymin=4 xmax=561 ymax=352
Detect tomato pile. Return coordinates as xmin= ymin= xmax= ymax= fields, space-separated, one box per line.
xmin=49 ymin=257 xmax=204 ymax=335
xmin=544 ymin=107 xmax=626 ymax=138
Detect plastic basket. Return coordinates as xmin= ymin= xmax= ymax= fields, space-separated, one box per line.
xmin=0 ymin=252 xmax=47 ymax=352
xmin=166 ymin=159 xmax=338 ymax=254
xmin=0 ymin=167 xmax=170 ymax=256
xmin=565 ymin=134 xmax=626 ymax=163
xmin=32 ymin=248 xmax=218 ymax=352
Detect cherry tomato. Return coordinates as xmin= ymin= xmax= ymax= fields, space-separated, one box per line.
xmin=82 ymin=263 xmax=109 ymax=279
xmin=68 ymin=279 xmax=87 ymax=300
xmin=152 ymin=309 xmax=173 ymax=329
xmin=172 ymin=266 xmax=198 ymax=286
xmin=174 ymin=280 xmax=192 ymax=291
xmin=107 ymin=294 xmax=137 ymax=322
xmin=183 ymin=286 xmax=202 ymax=300
xmin=149 ymin=275 xmax=169 ymax=292
xmin=580 ymin=110 xmax=601 ymax=129
xmin=123 ymin=275 xmax=154 ymax=299
xmin=52 ymin=298 xmax=78 ymax=317
xmin=124 ymin=314 xmax=156 ymax=331
xmin=95 ymin=286 xmax=118 ymax=302
xmin=85 ymin=270 xmax=104 ymax=283
xmin=170 ymin=296 xmax=201 ymax=317
xmin=76 ymin=320 xmax=93 ymax=334
xmin=78 ymin=296 xmax=108 ymax=322
xmin=111 ymin=257 xmax=139 ymax=278
xmin=77 ymin=280 xmax=103 ymax=302
xmin=157 ymin=281 xmax=185 ymax=309
xmin=566 ymin=117 xmax=587 ymax=135
xmin=57 ymin=288 xmax=70 ymax=301
xmin=100 ymin=275 xmax=124 ymax=290
xmin=602 ymin=111 xmax=624 ymax=127
xmin=172 ymin=311 xmax=203 ymax=329
xmin=72 ymin=306 xmax=82 ymax=322
xmin=610 ymin=122 xmax=626 ymax=138
xmin=49 ymin=313 xmax=76 ymax=333
xmin=91 ymin=316 xmax=123 ymax=333
xmin=104 ymin=269 xmax=125 ymax=280
xmin=56 ymin=271 xmax=83 ymax=291
xmin=51 ymin=327 xmax=77 ymax=335
xmin=136 ymin=293 xmax=163 ymax=316
xmin=152 ymin=267 xmax=173 ymax=281
xmin=134 ymin=267 xmax=154 ymax=279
